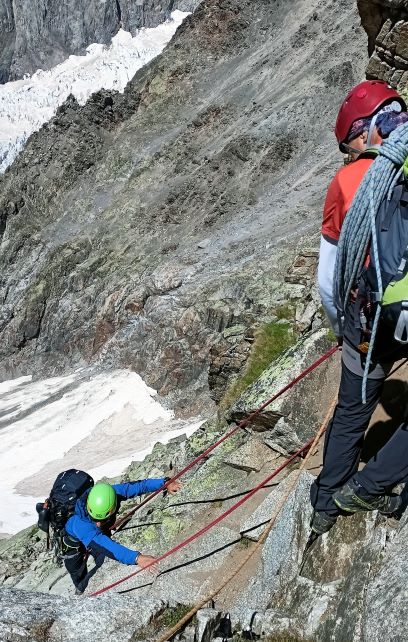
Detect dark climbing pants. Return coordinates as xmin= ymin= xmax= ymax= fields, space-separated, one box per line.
xmin=63 ymin=533 xmax=114 ymax=593
xmin=310 ymin=359 xmax=408 ymax=513
xmin=64 ymin=545 xmax=88 ymax=591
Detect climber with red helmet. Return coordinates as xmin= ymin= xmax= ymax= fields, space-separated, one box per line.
xmin=310 ymin=80 xmax=408 ymax=537
xmin=319 ymin=80 xmax=407 ymax=340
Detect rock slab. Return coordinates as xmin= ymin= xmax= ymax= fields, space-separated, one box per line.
xmin=222 ymin=437 xmax=280 ymax=473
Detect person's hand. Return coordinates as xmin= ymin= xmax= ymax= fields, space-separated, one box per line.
xmin=166 ymin=480 xmax=182 ymax=494
xmin=136 ymin=554 xmax=158 ymax=574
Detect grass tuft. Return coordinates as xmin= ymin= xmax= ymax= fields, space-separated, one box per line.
xmin=30 ymin=620 xmax=54 ymax=642
xmin=160 ymin=604 xmax=194 ymax=628
xmin=326 ymin=327 xmax=337 ymax=344
xmin=220 ymin=321 xmax=296 ymax=410
xmin=233 ymin=634 xmax=314 ymax=642
xmin=274 ymin=303 xmax=295 ymax=321
xmin=132 ymin=605 xmax=195 ymax=641
xmin=239 ymin=535 xmax=252 ymax=548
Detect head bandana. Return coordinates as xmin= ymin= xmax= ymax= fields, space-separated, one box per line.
xmin=346 ymin=100 xmax=404 ymax=145
xmin=376 ymin=110 xmax=408 ymax=138
xmin=346 ymin=117 xmax=372 ymax=143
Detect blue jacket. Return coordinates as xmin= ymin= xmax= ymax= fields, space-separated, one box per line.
xmin=65 ymin=479 xmax=166 ymax=565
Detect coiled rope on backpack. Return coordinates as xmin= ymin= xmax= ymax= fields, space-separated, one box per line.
xmin=334 ymin=121 xmax=408 ymax=403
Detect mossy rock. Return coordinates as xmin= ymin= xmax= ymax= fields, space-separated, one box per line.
xmin=220 ymin=321 xmax=296 ymax=411
xmin=228 ymin=329 xmax=339 ymax=445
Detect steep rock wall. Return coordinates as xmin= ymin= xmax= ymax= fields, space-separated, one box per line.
xmin=358 ymin=0 xmax=408 ymax=87
xmin=0 ymin=0 xmax=366 ymax=414
xmin=0 ymin=0 xmax=201 ymax=82
xmin=2 ymin=344 xmax=408 ymax=642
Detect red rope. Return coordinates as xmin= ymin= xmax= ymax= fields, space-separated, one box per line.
xmin=113 ymin=345 xmax=338 ymax=532
xmin=90 ymin=432 xmax=317 ymax=597
xmin=91 ymin=344 xmax=338 ymax=597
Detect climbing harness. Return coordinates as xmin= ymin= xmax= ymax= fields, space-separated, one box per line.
xmin=112 ymin=345 xmax=338 ymax=534
xmin=334 ymin=121 xmax=408 ymax=402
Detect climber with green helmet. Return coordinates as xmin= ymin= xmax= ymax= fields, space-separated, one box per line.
xmin=63 ymin=476 xmax=181 ymax=594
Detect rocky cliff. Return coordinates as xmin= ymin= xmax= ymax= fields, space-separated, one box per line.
xmin=358 ymin=0 xmax=408 ymax=87
xmin=0 ymin=0 xmax=365 ymax=415
xmin=2 ymin=333 xmax=408 ymax=642
xmin=0 ymin=0 xmax=201 ymax=82
xmin=4 ymin=0 xmax=408 ymax=640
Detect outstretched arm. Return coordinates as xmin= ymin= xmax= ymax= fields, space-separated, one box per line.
xmin=113 ymin=479 xmax=166 ymax=499
xmin=113 ymin=478 xmax=182 ymax=499
xmin=89 ymin=532 xmax=139 ymax=565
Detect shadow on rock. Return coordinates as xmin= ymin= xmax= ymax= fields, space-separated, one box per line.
xmin=361 ymin=378 xmax=408 ymax=464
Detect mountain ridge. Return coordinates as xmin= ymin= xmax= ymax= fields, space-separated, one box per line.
xmin=0 ymin=0 xmax=365 ymax=415
xmin=0 ymin=0 xmax=201 ymax=82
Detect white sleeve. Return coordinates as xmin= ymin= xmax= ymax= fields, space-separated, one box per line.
xmin=318 ymin=235 xmax=342 ymax=336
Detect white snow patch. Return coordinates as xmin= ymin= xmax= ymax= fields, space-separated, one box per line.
xmin=0 ymin=10 xmax=189 ymax=172
xmin=89 ymin=420 xmax=203 ymax=481
xmin=0 ymin=369 xmax=202 ymax=536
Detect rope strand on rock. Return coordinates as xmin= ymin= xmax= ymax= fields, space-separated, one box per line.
xmin=154 ymin=397 xmax=338 ymax=642
xmin=90 ymin=354 xmax=408 ymax=601
xmin=112 ymin=345 xmax=338 ymax=533
xmin=91 ymin=430 xmax=321 ymax=597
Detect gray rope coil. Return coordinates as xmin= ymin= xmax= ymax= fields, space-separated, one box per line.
xmin=334 ymin=122 xmax=408 ymax=402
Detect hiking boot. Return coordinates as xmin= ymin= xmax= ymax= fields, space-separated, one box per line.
xmin=74 ymin=588 xmax=84 ymax=596
xmin=333 ymin=479 xmax=402 ymax=515
xmin=310 ymin=510 xmax=337 ymax=535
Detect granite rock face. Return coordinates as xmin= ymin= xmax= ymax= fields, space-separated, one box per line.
xmin=232 ymin=471 xmax=408 ymax=642
xmin=0 ymin=0 xmax=365 ymax=414
xmin=0 ymin=0 xmax=202 ymax=82
xmin=0 ymin=588 xmax=166 ymax=642
xmin=2 ymin=349 xmax=408 ymax=641
xmin=358 ymin=0 xmax=408 ymax=88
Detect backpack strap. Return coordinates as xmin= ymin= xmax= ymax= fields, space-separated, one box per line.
xmin=395 ymin=187 xmax=408 ymax=278
xmin=358 ymin=147 xmax=380 ymax=160
xmin=396 ymin=244 xmax=408 ymax=278
xmin=382 ymin=184 xmax=403 ymax=231
xmin=370 ymin=183 xmax=408 ymax=303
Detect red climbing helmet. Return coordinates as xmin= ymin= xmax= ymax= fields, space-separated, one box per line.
xmin=335 ymin=80 xmax=406 ymax=150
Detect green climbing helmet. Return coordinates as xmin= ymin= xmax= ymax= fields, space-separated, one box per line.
xmin=86 ymin=483 xmax=117 ymax=521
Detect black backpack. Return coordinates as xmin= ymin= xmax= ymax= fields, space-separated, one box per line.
xmin=37 ymin=469 xmax=93 ymax=564
xmin=361 ymin=179 xmax=408 ymax=344
xmin=48 ymin=469 xmax=94 ymax=531
xmin=36 ymin=468 xmax=94 ymax=536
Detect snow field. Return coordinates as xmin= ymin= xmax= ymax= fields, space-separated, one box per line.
xmin=0 ymin=10 xmax=188 ymax=172
xmin=0 ymin=369 xmax=201 ymax=536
